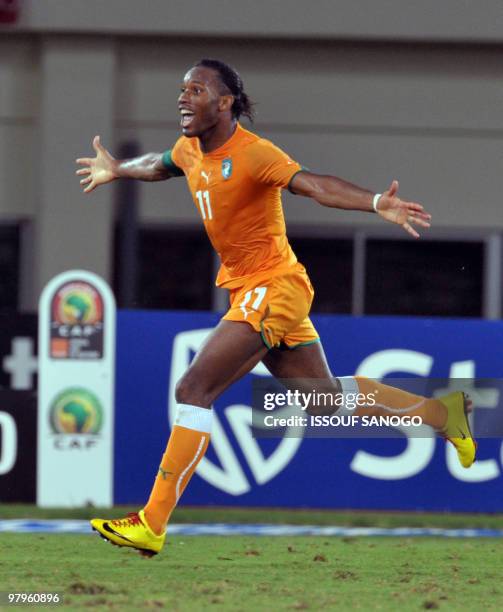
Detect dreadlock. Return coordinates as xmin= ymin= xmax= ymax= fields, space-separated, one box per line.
xmin=195 ymin=58 xmax=255 ymax=122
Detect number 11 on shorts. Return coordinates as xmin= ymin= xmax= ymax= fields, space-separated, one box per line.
xmin=240 ymin=287 xmax=267 ymax=319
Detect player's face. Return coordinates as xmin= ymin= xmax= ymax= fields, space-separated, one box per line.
xmin=178 ymin=67 xmax=229 ymax=137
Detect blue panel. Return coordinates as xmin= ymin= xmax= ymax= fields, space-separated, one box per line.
xmin=114 ymin=311 xmax=503 ymax=511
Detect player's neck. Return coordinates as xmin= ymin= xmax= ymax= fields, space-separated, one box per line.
xmin=198 ymin=120 xmax=238 ymax=154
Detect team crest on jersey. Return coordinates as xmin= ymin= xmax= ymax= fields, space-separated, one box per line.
xmin=222 ymin=158 xmax=232 ymax=180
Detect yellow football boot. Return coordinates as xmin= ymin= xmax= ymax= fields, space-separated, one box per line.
xmin=90 ymin=510 xmax=165 ymax=557
xmin=439 ymin=391 xmax=477 ymax=468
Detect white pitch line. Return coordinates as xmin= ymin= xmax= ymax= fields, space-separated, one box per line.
xmin=0 ymin=520 xmax=502 ymax=538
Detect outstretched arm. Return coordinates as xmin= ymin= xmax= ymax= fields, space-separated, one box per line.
xmin=75 ymin=135 xmax=174 ymax=194
xmin=289 ymin=171 xmax=431 ymax=238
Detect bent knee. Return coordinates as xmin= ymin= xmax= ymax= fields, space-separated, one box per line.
xmin=175 ymin=372 xmax=212 ymax=408
xmin=304 ymin=380 xmax=344 ymax=417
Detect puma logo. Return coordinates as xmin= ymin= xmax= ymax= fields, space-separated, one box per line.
xmin=158 ymin=467 xmax=173 ymax=480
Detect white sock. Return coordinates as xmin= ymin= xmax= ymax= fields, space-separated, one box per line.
xmin=175 ymin=403 xmax=213 ymax=433
xmin=335 ymin=376 xmax=361 ymax=416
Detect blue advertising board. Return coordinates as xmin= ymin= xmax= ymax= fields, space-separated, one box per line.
xmin=114 ymin=312 xmax=503 ymax=512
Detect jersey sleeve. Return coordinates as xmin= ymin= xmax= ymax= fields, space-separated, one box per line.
xmin=161 ymin=150 xmax=184 ymax=176
xmin=245 ymin=139 xmax=302 ymax=188
xmin=161 ymin=138 xmax=185 ymax=177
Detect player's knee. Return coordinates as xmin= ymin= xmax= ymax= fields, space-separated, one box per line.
xmin=175 ymin=373 xmax=212 ymax=408
xmin=303 ymin=379 xmax=342 ymax=417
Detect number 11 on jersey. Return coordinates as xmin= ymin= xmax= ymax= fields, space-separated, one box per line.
xmin=196 ymin=190 xmax=213 ymax=220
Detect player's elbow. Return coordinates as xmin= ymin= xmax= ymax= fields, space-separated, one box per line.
xmin=310 ymin=190 xmax=338 ymax=208
xmin=292 ymin=183 xmax=328 ymax=205
xmin=296 ymin=178 xmax=334 ymax=206
xmin=314 ymin=196 xmax=335 ymax=208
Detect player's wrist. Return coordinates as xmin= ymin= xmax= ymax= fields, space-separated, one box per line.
xmin=110 ymin=159 xmax=123 ymax=180
xmin=372 ymin=193 xmax=382 ymax=213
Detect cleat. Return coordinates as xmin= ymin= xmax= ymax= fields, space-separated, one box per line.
xmin=439 ymin=391 xmax=477 ymax=468
xmin=139 ymin=549 xmax=157 ymax=559
xmin=90 ymin=510 xmax=165 ymax=556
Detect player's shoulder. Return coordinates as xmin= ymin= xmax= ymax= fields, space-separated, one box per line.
xmin=171 ymin=135 xmax=201 ymax=170
xmin=238 ymin=126 xmax=283 ymax=157
xmin=173 ymin=135 xmax=199 ymax=154
xmin=234 ymin=124 xmax=260 ymax=148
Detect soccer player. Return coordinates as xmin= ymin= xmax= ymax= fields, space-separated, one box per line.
xmin=76 ymin=59 xmax=476 ymax=557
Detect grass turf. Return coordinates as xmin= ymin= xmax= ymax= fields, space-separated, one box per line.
xmin=2 ymin=533 xmax=503 ymax=610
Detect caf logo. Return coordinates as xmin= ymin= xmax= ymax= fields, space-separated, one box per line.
xmin=52 ymin=282 xmax=103 ymax=326
xmin=49 ymin=388 xmax=103 ymax=434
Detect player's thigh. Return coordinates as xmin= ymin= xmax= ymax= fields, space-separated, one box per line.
xmin=176 ymin=319 xmax=268 ymax=400
xmin=262 ymin=340 xmax=333 ymax=379
xmin=262 ymin=342 xmax=341 ymax=414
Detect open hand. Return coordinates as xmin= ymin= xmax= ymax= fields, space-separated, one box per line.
xmin=75 ymin=136 xmax=117 ymax=193
xmin=376 ymin=180 xmax=431 ymax=238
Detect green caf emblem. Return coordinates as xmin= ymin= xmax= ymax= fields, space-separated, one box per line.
xmin=49 ymin=388 xmax=103 ymax=434
xmin=222 ymin=158 xmax=232 ymax=180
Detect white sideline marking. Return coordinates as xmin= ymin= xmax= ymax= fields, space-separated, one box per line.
xmin=0 ymin=520 xmax=501 ymax=538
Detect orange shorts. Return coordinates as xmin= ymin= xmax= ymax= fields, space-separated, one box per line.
xmin=223 ymin=264 xmax=320 ymax=349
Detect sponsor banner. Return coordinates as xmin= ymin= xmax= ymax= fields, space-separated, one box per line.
xmin=114 ymin=312 xmax=503 ymax=512
xmin=37 ymin=271 xmax=115 ymax=507
xmin=0 ymin=390 xmax=36 ymax=502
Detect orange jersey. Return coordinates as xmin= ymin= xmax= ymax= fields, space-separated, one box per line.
xmin=168 ymin=123 xmax=302 ymax=289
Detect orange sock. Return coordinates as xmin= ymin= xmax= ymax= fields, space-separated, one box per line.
xmin=144 ymin=404 xmax=212 ymax=536
xmin=339 ymin=376 xmax=447 ymax=430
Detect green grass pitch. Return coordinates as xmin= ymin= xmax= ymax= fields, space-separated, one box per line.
xmin=2 ymin=506 xmax=503 ymax=610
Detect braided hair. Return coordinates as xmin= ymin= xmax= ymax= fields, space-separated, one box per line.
xmin=195 ymin=58 xmax=255 ymax=122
